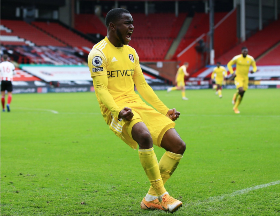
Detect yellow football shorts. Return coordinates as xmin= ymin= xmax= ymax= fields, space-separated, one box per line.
xmin=234 ymin=76 xmax=248 ymax=90
xmin=109 ymin=101 xmax=175 ymax=150
xmin=176 ymin=80 xmax=185 ymax=87
xmin=215 ymin=78 xmax=223 ymax=85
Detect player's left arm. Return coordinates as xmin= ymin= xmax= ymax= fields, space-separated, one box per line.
xmin=183 ymin=66 xmax=189 ymax=77
xmin=222 ymin=66 xmax=228 ymax=79
xmin=134 ymin=71 xmax=180 ymax=121
xmin=133 ymin=66 xmax=168 ymax=114
xmin=133 ymin=52 xmax=180 ymax=121
xmin=250 ymin=59 xmax=257 ymax=73
xmin=12 ymin=65 xmax=16 ymax=75
xmin=133 ymin=71 xmax=180 ymax=121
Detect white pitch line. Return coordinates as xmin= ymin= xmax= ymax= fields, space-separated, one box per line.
xmin=54 ymin=112 xmax=280 ymax=118
xmin=12 ymin=109 xmax=280 ymax=118
xmin=15 ymin=107 xmax=58 ymax=114
xmin=45 ymin=112 xmax=280 ymax=118
xmin=180 ymin=114 xmax=280 ymax=118
xmin=192 ymin=180 xmax=280 ymax=206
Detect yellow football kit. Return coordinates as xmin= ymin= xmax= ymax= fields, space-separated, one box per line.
xmin=211 ymin=66 xmax=227 ymax=85
xmin=176 ymin=65 xmax=186 ymax=87
xmin=227 ymin=54 xmax=257 ymax=90
xmin=88 ymin=37 xmax=175 ymax=149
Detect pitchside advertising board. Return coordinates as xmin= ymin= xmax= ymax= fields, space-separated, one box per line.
xmin=5 ymin=65 xmax=280 ymax=93
xmin=8 ymin=65 xmax=166 ymax=93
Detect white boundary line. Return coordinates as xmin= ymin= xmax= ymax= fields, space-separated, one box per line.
xmin=191 ymin=180 xmax=280 ymax=206
xmin=15 ymin=107 xmax=58 ymax=114
xmin=11 ymin=109 xmax=280 ymax=118
xmin=180 ymin=114 xmax=280 ymax=118
xmin=52 ymin=112 xmax=280 ymax=118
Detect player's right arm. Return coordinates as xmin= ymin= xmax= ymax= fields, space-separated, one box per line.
xmin=88 ymin=49 xmax=122 ymax=119
xmin=211 ymin=68 xmax=216 ymax=79
xmin=175 ymin=69 xmax=179 ymax=83
xmin=227 ymin=57 xmax=237 ymax=74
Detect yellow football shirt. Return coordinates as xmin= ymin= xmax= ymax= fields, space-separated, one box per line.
xmin=211 ymin=66 xmax=227 ymax=80
xmin=88 ymin=37 xmax=169 ymax=124
xmin=176 ymin=65 xmax=186 ymax=82
xmin=227 ymin=54 xmax=257 ymax=77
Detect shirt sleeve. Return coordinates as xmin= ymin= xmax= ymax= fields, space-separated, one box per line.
xmin=211 ymin=68 xmax=215 ymax=79
xmin=12 ymin=64 xmax=16 ymax=75
xmin=88 ymin=48 xmax=122 ymax=119
xmin=88 ymin=48 xmax=107 ymax=78
xmin=227 ymin=58 xmax=237 ymax=74
xmin=251 ymin=59 xmax=257 ymax=72
xmin=92 ymin=75 xmax=122 ymax=119
xmin=133 ymin=52 xmax=169 ymax=115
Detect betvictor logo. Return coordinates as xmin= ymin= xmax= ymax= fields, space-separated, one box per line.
xmin=107 ymin=69 xmax=134 ymax=78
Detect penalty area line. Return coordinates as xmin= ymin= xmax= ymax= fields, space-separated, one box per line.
xmin=191 ymin=180 xmax=280 ymax=206
xmin=15 ymin=107 xmax=59 ymax=114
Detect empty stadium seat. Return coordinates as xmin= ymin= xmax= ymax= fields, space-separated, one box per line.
xmin=32 ymin=21 xmax=94 ymax=48
xmin=174 ymin=12 xmax=227 ymax=59
xmin=216 ymin=19 xmax=280 ymax=64
xmin=74 ymin=14 xmax=107 ymax=36
xmin=257 ymin=44 xmax=280 ymax=65
xmin=1 ymin=20 xmax=65 ymax=46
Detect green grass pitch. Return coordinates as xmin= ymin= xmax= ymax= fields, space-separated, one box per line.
xmin=1 ymin=89 xmax=280 ymax=215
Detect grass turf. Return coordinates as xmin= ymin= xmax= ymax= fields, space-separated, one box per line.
xmin=1 ymin=89 xmax=280 ymax=215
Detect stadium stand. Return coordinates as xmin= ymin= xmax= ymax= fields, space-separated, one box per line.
xmin=1 ymin=20 xmax=65 ymax=46
xmin=257 ymin=43 xmax=280 ymax=65
xmin=127 ymin=13 xmax=187 ymax=61
xmin=216 ymin=18 xmax=280 ymax=65
xmin=32 ymin=21 xmax=94 ymax=48
xmin=2 ymin=44 xmax=86 ymax=65
xmin=174 ymin=12 xmax=227 ymax=59
xmin=74 ymin=14 xmax=107 ymax=36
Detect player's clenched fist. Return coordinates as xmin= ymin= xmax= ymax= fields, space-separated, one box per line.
xmin=166 ymin=108 xmax=180 ymax=121
xmin=118 ymin=107 xmax=134 ymax=121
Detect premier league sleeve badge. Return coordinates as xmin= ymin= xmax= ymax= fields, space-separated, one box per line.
xmin=92 ymin=56 xmax=103 ymax=67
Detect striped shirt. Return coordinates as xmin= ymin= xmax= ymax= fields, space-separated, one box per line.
xmin=0 ymin=61 xmax=15 ymax=81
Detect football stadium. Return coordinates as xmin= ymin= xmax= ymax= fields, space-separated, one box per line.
xmin=1 ymin=0 xmax=280 ymax=215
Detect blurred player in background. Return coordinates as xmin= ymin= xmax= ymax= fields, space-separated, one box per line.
xmin=88 ymin=8 xmax=186 ymax=213
xmin=227 ymin=47 xmax=257 ymax=114
xmin=211 ymin=62 xmax=227 ymax=98
xmin=167 ymin=62 xmax=189 ymax=100
xmin=0 ymin=54 xmax=15 ymax=112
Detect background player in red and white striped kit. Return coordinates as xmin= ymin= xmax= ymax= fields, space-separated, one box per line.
xmin=0 ymin=54 xmax=16 ymax=112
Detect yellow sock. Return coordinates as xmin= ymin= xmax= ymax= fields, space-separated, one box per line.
xmin=171 ymin=87 xmax=177 ymax=91
xmin=138 ymin=148 xmax=166 ymax=196
xmin=233 ymin=90 xmax=238 ymax=102
xmin=234 ymin=95 xmax=242 ymax=109
xmin=218 ymin=90 xmax=222 ymax=96
xmin=182 ymin=91 xmax=186 ymax=98
xmin=147 ymin=151 xmax=183 ymax=196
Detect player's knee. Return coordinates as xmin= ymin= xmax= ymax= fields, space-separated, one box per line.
xmin=239 ymin=90 xmax=245 ymax=97
xmin=172 ymin=139 xmax=186 ymax=155
xmin=137 ymin=131 xmax=153 ymax=149
xmin=177 ymin=140 xmax=186 ymax=154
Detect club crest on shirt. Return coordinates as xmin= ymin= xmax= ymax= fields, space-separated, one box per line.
xmin=92 ymin=56 xmax=102 ymax=67
xmin=129 ymin=54 xmax=134 ymax=63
